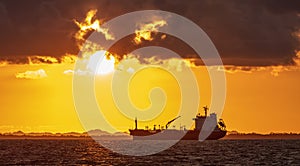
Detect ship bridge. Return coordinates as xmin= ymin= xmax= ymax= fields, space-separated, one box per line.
xmin=194 ymin=106 xmax=218 ymax=131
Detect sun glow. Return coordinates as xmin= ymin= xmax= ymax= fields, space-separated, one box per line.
xmin=87 ymin=51 xmax=115 ymax=75
xmin=97 ymin=55 xmax=115 ymax=75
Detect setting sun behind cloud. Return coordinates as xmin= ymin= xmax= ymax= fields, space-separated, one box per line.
xmin=87 ymin=51 xmax=115 ymax=75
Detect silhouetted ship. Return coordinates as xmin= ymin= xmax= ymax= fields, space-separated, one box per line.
xmin=129 ymin=106 xmax=227 ymax=140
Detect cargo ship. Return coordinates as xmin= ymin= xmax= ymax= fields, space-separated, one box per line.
xmin=129 ymin=106 xmax=227 ymax=140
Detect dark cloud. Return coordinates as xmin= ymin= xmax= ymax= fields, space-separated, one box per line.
xmin=0 ymin=0 xmax=299 ymax=66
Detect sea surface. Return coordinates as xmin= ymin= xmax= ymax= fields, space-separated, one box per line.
xmin=0 ymin=139 xmax=299 ymax=165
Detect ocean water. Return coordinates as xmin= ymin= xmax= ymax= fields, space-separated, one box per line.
xmin=0 ymin=139 xmax=299 ymax=165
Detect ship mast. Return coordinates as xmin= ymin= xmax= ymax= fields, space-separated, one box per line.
xmin=203 ymin=106 xmax=209 ymax=117
xmin=135 ymin=117 xmax=137 ymax=130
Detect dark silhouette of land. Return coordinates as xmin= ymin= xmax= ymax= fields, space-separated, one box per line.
xmin=0 ymin=130 xmax=299 ymax=140
xmin=0 ymin=129 xmax=131 ymax=140
xmin=223 ymin=131 xmax=300 ymax=140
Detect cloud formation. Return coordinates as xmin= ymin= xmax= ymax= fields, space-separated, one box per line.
xmin=0 ymin=60 xmax=8 ymax=66
xmin=216 ymin=51 xmax=300 ymax=76
xmin=16 ymin=69 xmax=47 ymax=79
xmin=0 ymin=0 xmax=299 ymax=66
xmin=134 ymin=20 xmax=167 ymax=44
xmin=0 ymin=54 xmax=77 ymax=65
xmin=73 ymin=9 xmax=114 ymax=49
xmin=28 ymin=56 xmax=58 ymax=65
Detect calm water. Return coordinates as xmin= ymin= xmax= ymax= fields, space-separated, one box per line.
xmin=0 ymin=139 xmax=299 ymax=165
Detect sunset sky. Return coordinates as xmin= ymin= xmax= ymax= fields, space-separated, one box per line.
xmin=0 ymin=0 xmax=299 ymax=134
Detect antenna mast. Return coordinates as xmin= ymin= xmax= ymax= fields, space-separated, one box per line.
xmin=203 ymin=106 xmax=209 ymax=117
xmin=135 ymin=117 xmax=137 ymax=130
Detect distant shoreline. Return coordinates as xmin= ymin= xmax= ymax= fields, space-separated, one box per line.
xmin=223 ymin=133 xmax=300 ymax=140
xmin=1 ymin=129 xmax=300 ymax=140
xmin=1 ymin=134 xmax=300 ymax=140
xmin=0 ymin=135 xmax=91 ymax=140
xmin=0 ymin=135 xmax=131 ymax=140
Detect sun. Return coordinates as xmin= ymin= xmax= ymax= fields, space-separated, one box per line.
xmin=97 ymin=54 xmax=115 ymax=75
xmin=87 ymin=50 xmax=115 ymax=75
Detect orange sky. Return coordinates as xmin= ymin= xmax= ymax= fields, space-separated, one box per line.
xmin=0 ymin=7 xmax=299 ymax=135
xmin=0 ymin=58 xmax=299 ymax=134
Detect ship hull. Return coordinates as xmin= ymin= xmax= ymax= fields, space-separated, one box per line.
xmin=129 ymin=129 xmax=227 ymax=140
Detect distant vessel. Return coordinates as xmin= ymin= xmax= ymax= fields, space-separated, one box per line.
xmin=129 ymin=106 xmax=227 ymax=140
